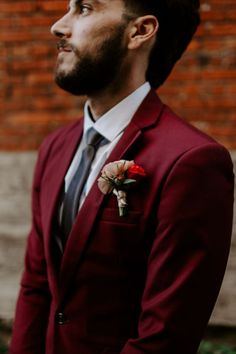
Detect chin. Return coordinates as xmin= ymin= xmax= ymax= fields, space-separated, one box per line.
xmin=56 ymin=56 xmax=78 ymax=76
xmin=56 ymin=65 xmax=74 ymax=78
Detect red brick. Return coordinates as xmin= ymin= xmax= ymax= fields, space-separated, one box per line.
xmin=38 ymin=1 xmax=68 ymax=12
xmin=201 ymin=10 xmax=236 ymax=21
xmin=7 ymin=112 xmax=79 ymax=126
xmin=10 ymin=60 xmax=52 ymax=72
xmin=168 ymin=69 xmax=236 ymax=81
xmin=0 ymin=16 xmax=55 ymax=28
xmin=197 ymin=23 xmax=236 ymax=37
xmin=27 ymin=72 xmax=53 ymax=84
xmin=206 ymin=0 xmax=236 ymax=5
xmin=0 ymin=3 xmax=35 ymax=13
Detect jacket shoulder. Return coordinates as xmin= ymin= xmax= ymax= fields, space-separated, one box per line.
xmin=155 ymin=102 xmax=230 ymax=157
xmin=142 ymin=96 xmax=233 ymax=177
xmin=40 ymin=119 xmax=82 ymax=153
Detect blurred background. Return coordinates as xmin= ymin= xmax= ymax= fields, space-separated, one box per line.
xmin=0 ymin=0 xmax=236 ymax=352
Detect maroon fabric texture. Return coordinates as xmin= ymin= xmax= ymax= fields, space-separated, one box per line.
xmin=10 ymin=91 xmax=234 ymax=354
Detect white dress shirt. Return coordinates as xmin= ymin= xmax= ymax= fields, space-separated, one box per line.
xmin=65 ymin=82 xmax=151 ymax=209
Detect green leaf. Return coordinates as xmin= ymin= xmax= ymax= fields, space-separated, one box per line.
xmin=198 ymin=341 xmax=213 ymax=353
xmin=123 ymin=179 xmax=136 ymax=184
xmin=198 ymin=341 xmax=236 ymax=354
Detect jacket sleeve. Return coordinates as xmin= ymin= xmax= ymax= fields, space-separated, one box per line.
xmin=10 ymin=143 xmax=52 ymax=354
xmin=120 ymin=143 xmax=234 ymax=354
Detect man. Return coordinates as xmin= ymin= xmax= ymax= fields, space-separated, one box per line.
xmin=10 ymin=0 xmax=234 ymax=353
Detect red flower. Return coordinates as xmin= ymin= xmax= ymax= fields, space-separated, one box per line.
xmin=127 ymin=164 xmax=146 ymax=179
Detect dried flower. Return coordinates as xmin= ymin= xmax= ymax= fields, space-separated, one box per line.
xmin=98 ymin=160 xmax=146 ymax=216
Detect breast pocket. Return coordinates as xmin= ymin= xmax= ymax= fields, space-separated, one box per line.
xmin=100 ymin=207 xmax=142 ymax=224
xmin=101 ymin=348 xmax=122 ymax=354
xmin=92 ymin=207 xmax=143 ymax=259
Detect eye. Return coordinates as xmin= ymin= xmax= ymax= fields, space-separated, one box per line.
xmin=79 ymin=4 xmax=91 ymax=15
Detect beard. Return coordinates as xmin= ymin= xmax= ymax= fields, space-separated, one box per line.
xmin=55 ymin=23 xmax=128 ymax=96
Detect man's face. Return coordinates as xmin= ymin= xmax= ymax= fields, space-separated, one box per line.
xmin=51 ymin=0 xmax=130 ymax=96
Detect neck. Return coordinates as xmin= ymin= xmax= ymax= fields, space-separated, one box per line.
xmin=87 ymin=75 xmax=146 ymax=120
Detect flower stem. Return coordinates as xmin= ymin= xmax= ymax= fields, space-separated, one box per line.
xmin=119 ymin=206 xmax=127 ymax=217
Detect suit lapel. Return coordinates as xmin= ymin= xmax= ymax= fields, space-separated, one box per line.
xmin=59 ymin=90 xmax=164 ymax=300
xmin=44 ymin=121 xmax=83 ymax=296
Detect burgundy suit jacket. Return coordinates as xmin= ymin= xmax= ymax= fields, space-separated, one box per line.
xmin=10 ymin=91 xmax=234 ymax=354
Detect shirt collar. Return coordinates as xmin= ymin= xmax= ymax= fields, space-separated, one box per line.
xmin=83 ymin=82 xmax=151 ymax=142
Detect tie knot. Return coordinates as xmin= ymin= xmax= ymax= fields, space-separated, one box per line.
xmin=85 ymin=127 xmax=108 ymax=147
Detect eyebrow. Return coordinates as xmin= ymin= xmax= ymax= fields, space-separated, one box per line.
xmin=68 ymin=0 xmax=101 ymax=10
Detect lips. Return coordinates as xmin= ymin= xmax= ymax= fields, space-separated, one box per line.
xmin=60 ymin=48 xmax=72 ymax=53
xmin=57 ymin=41 xmax=73 ymax=53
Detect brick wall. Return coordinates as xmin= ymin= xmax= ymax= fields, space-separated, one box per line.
xmin=0 ymin=0 xmax=235 ymax=150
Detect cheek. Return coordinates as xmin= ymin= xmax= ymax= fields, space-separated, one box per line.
xmin=70 ymin=27 xmax=92 ymax=51
xmin=71 ymin=17 xmax=124 ymax=50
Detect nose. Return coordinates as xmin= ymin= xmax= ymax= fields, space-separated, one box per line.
xmin=51 ymin=14 xmax=72 ymax=38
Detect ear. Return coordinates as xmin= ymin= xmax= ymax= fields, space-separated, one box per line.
xmin=127 ymin=15 xmax=159 ymax=50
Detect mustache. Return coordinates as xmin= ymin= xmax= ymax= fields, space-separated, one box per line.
xmin=57 ymin=39 xmax=75 ymax=52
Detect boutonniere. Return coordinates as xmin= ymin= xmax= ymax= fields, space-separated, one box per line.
xmin=97 ymin=160 xmax=146 ymax=216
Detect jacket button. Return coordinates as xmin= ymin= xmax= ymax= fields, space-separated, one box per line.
xmin=55 ymin=312 xmax=66 ymax=325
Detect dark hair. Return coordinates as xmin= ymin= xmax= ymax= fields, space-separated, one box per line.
xmin=124 ymin=0 xmax=200 ymax=88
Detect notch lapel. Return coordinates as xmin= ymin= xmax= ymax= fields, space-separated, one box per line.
xmin=59 ymin=90 xmax=164 ymax=300
xmin=43 ymin=121 xmax=84 ymax=297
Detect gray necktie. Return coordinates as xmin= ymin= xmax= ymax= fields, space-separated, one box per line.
xmin=61 ymin=127 xmax=108 ymax=241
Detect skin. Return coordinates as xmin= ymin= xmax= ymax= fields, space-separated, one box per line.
xmin=51 ymin=0 xmax=159 ymax=119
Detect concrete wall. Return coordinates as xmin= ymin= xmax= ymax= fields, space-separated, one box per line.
xmin=211 ymin=152 xmax=236 ymax=325
xmin=0 ymin=153 xmax=36 ymax=320
xmin=0 ymin=151 xmax=235 ymax=324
